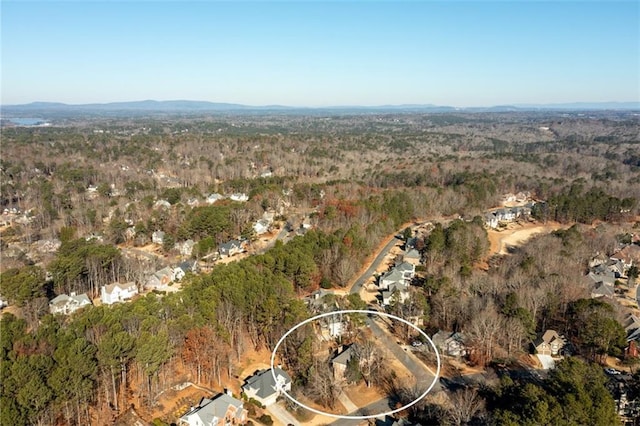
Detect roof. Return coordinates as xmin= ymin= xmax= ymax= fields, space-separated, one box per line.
xmin=534 ymin=330 xmax=566 ymax=348
xmin=380 ymin=269 xmax=404 ymax=284
xmin=219 ymin=240 xmax=241 ymax=253
xmin=244 ymin=368 xmax=291 ymax=399
xmin=395 ymin=262 xmax=415 ymax=273
xmin=103 ymin=282 xmax=136 ymax=295
xmin=591 ymin=282 xmax=615 ymax=297
xmin=181 ymin=394 xmax=243 ymax=425
xmin=332 ymin=346 xmax=354 ymax=366
xmin=404 ymin=249 xmax=420 ymax=259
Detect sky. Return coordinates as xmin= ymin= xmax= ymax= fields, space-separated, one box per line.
xmin=1 ymin=1 xmax=639 ymax=107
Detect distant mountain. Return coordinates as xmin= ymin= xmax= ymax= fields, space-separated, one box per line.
xmin=512 ymin=101 xmax=640 ymax=110
xmin=2 ymin=100 xmax=638 ymax=117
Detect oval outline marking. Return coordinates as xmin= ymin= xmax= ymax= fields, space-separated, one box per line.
xmin=270 ymin=309 xmax=441 ymax=420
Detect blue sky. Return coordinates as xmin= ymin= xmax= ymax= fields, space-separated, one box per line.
xmin=1 ymin=1 xmax=638 ymax=107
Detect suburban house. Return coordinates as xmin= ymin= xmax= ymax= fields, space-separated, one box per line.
xmin=100 ymin=282 xmax=138 ymax=305
xmin=395 ymin=262 xmax=416 ymax=281
xmin=484 ymin=205 xmax=532 ymax=229
xmin=154 ymin=199 xmax=171 ymax=210
xmin=431 ymin=331 xmax=468 ymax=357
xmin=591 ymin=282 xmax=615 ymax=299
xmin=176 ymin=239 xmax=196 ymax=256
xmin=177 ymin=260 xmax=199 ymax=275
xmin=252 ymin=219 xmax=271 ymax=236
xmin=206 ymin=193 xmax=225 ymax=204
xmin=611 ymin=244 xmax=640 ymax=271
xmin=49 ymin=292 xmax=92 ymax=315
xmin=403 ymin=248 xmax=421 ymax=266
xmin=379 ymin=269 xmax=405 ymax=290
xmin=304 ymin=289 xmax=338 ymax=313
xmin=586 ymin=269 xmax=616 ymax=298
xmin=242 ymin=368 xmax=292 ymax=407
xmin=533 ymin=330 xmax=567 ymax=357
xmin=152 ymin=230 xmax=165 ymax=244
xmin=331 ymin=346 xmax=355 ymax=381
xmin=219 ymin=240 xmax=245 ymax=258
xmin=229 ymin=193 xmax=249 ymax=202
xmin=321 ymin=313 xmax=346 ymax=339
xmin=145 ymin=266 xmax=176 ymax=290
xmin=178 ymin=393 xmax=247 ymax=426
xmin=623 ymin=313 xmax=640 ymax=345
xmin=382 ymin=283 xmax=410 ymax=306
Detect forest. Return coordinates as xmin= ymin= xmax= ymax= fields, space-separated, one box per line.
xmin=1 ymin=111 xmax=639 ymax=425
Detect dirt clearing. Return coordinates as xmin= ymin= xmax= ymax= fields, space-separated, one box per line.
xmin=488 ymin=222 xmax=566 ymax=256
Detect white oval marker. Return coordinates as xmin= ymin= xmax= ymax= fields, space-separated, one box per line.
xmin=270 ymin=309 xmax=441 ymax=420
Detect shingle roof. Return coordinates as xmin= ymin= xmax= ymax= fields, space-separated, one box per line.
xmin=244 ymin=368 xmax=291 ymax=399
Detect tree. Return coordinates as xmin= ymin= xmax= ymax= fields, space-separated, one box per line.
xmin=446 ymin=387 xmax=485 ymax=426
xmin=0 ymin=266 xmax=47 ymax=306
xmin=568 ymin=298 xmax=626 ymax=363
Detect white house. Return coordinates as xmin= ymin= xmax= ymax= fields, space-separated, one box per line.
xmin=230 ymin=193 xmax=249 ymax=202
xmin=242 ymin=368 xmax=292 ymax=407
xmin=379 ymin=269 xmax=405 ymax=290
xmin=252 ymin=219 xmax=270 ymax=236
xmin=382 ymin=283 xmax=410 ymax=306
xmin=152 ymin=230 xmax=165 ymax=245
xmin=206 ymin=193 xmax=225 ymax=204
xmin=49 ymin=292 xmax=92 ymax=315
xmin=100 ymin=282 xmax=138 ymax=305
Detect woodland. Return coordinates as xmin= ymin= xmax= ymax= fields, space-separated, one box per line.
xmin=0 ymin=111 xmax=639 ymax=425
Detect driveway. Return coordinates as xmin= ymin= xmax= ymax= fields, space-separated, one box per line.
xmin=267 ymin=401 xmax=299 ymax=426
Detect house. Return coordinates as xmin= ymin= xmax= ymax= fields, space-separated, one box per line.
xmin=152 ymin=230 xmax=165 ymax=245
xmin=177 ymin=260 xmax=199 ymax=275
xmin=484 ymin=213 xmax=499 ymax=229
xmin=154 ymin=199 xmax=171 ymax=210
xmin=382 ymin=283 xmax=410 ymax=306
xmin=405 ymin=237 xmax=418 ymax=250
xmin=206 ymin=193 xmax=225 ymax=204
xmin=252 ymin=219 xmax=270 ymax=236
xmin=403 ymin=249 xmax=421 ymax=266
xmin=623 ymin=313 xmax=640 ymax=344
xmin=100 ymin=282 xmax=138 ymax=305
xmin=431 ymin=331 xmax=468 ymax=357
xmin=49 ymin=292 xmax=92 ymax=315
xmin=229 ymin=193 xmax=249 ymax=202
xmin=145 ymin=266 xmax=175 ymax=290
xmin=331 ymin=346 xmax=355 ymax=381
xmin=321 ymin=313 xmax=346 ymax=339
xmin=395 ymin=262 xmax=415 ymax=281
xmin=611 ymin=244 xmax=640 ymax=270
xmin=591 ymin=282 xmax=615 ymax=299
xmin=219 ymin=240 xmax=244 ymax=258
xmin=304 ymin=289 xmax=337 ymax=313
xmin=176 ymin=239 xmax=196 ymax=256
xmin=242 ymin=368 xmax=292 ymax=407
xmin=178 ymin=393 xmax=247 ymax=426
xmin=533 ymin=330 xmax=567 ymax=357
xmin=379 ymin=269 xmax=405 ymax=290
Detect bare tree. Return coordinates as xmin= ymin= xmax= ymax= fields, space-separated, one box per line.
xmin=306 ymin=357 xmax=342 ymax=409
xmin=445 ymin=387 xmax=485 ymax=426
xmin=353 ymin=340 xmax=386 ymax=388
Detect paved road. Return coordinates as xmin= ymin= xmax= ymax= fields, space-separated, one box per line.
xmin=329 ymin=397 xmax=394 ymax=426
xmin=366 ymin=316 xmax=440 ymax=392
xmin=349 ymin=236 xmax=401 ymax=294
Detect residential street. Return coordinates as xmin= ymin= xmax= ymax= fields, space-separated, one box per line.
xmin=349 ymin=236 xmax=401 ymax=294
